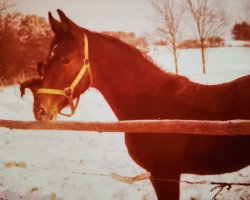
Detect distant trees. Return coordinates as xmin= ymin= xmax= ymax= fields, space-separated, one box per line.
xmin=0 ymin=13 xmax=23 ymax=83
xmin=231 ymin=22 xmax=250 ymax=41
xmin=150 ymin=0 xmax=227 ymax=74
xmin=0 ymin=13 xmax=53 ymax=85
xmin=150 ymin=0 xmax=185 ymax=74
xmin=18 ymin=14 xmax=52 ymax=69
xmin=179 ymin=37 xmax=224 ymax=49
xmin=231 ymin=0 xmax=250 ymax=41
xmin=186 ymin=0 xmax=227 ymax=74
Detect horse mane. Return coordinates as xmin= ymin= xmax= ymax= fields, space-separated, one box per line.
xmin=97 ymin=32 xmax=157 ymax=64
xmin=99 ymin=32 xmax=155 ymax=62
xmin=93 ymin=30 xmax=190 ymax=83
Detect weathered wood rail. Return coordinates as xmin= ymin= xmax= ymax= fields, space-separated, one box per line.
xmin=1 ymin=119 xmax=250 ymax=135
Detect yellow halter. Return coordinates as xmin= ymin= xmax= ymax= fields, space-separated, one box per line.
xmin=36 ymin=34 xmax=93 ymax=117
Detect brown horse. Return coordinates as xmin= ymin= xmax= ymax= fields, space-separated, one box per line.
xmin=20 ymin=78 xmax=43 ymax=97
xmin=19 ymin=61 xmax=46 ymax=97
xmin=34 ymin=10 xmax=250 ymax=200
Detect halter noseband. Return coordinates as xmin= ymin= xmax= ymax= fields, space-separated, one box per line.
xmin=36 ymin=34 xmax=93 ymax=117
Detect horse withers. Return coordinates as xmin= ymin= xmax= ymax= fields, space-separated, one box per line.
xmin=33 ymin=10 xmax=250 ymax=200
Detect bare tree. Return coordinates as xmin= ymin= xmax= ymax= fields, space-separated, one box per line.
xmin=0 ymin=1 xmax=8 ymax=12
xmin=0 ymin=0 xmax=19 ymax=13
xmin=186 ymin=0 xmax=226 ymax=74
xmin=244 ymin=0 xmax=250 ymax=23
xmin=150 ymin=0 xmax=185 ymax=75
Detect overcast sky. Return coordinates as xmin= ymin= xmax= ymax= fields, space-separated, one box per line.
xmin=7 ymin=0 xmax=246 ymax=36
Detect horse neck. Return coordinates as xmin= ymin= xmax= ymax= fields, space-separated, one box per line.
xmin=89 ymin=34 xmax=173 ymax=119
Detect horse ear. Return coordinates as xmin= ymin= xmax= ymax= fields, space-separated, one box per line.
xmin=19 ymin=83 xmax=25 ymax=97
xmin=57 ymin=9 xmax=79 ymax=33
xmin=57 ymin=9 xmax=68 ymax=23
xmin=48 ymin=12 xmax=62 ymax=34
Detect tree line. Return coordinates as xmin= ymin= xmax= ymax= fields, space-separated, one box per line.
xmin=232 ymin=21 xmax=250 ymax=41
xmin=0 ymin=13 xmax=52 ymax=86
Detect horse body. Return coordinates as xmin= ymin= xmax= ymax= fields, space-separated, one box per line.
xmin=89 ymin=33 xmax=250 ymax=198
xmin=34 ymin=10 xmax=250 ymax=200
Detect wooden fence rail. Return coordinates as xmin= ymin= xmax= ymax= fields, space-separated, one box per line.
xmin=1 ymin=119 xmax=250 ymax=135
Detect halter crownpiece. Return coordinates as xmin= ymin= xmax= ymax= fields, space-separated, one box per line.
xmin=36 ymin=34 xmax=93 ymax=117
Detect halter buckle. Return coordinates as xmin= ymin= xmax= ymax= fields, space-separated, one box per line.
xmin=84 ymin=58 xmax=89 ymax=65
xmin=64 ymin=87 xmax=73 ymax=97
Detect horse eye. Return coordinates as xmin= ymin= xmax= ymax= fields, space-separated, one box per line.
xmin=61 ymin=58 xmax=71 ymax=65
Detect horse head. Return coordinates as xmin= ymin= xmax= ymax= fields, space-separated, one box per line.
xmin=34 ymin=10 xmax=93 ymax=121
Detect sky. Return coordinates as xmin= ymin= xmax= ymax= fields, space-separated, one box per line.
xmin=8 ymin=0 xmax=156 ymax=35
xmin=6 ymin=0 xmax=247 ymax=36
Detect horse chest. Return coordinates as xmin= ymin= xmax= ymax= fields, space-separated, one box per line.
xmin=124 ymin=133 xmax=189 ymax=171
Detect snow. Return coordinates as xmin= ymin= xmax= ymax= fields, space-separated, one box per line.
xmin=0 ymin=87 xmax=155 ymax=200
xmin=225 ymin=40 xmax=249 ymax=47
xmin=0 ymin=46 xmax=250 ymax=200
xmin=150 ymin=46 xmax=250 ymax=81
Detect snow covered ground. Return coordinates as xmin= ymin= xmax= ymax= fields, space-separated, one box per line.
xmin=0 ymin=46 xmax=250 ymax=200
xmin=151 ymin=46 xmax=250 ymax=82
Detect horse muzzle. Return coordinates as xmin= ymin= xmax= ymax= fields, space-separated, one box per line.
xmin=34 ymin=104 xmax=58 ymax=121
